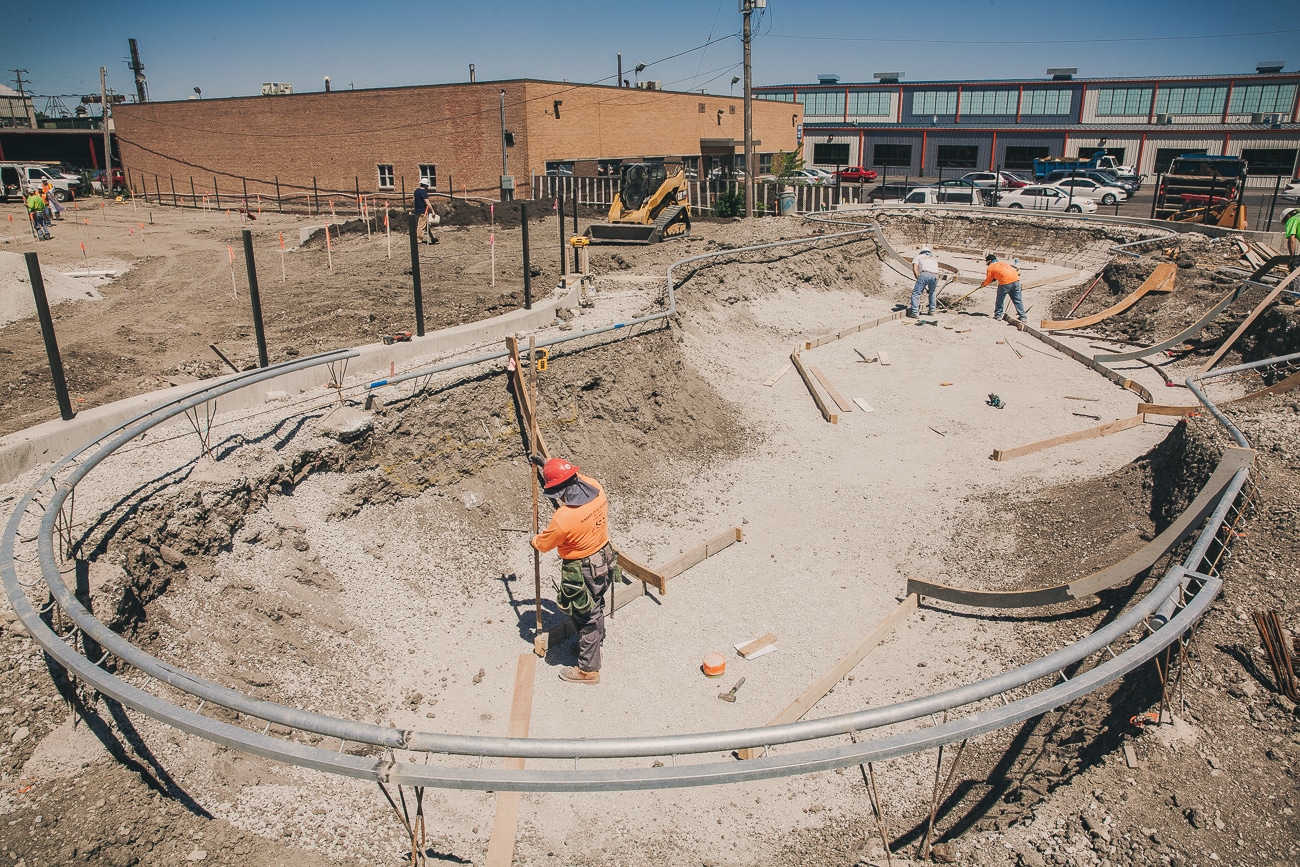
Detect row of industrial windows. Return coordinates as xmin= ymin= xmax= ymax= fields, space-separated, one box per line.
xmin=761 ymin=83 xmax=1297 ymax=119
xmin=375 ymin=163 xmax=437 ymax=190
xmin=808 ymin=143 xmax=1297 ymax=176
xmin=1098 ymin=83 xmax=1298 ymax=116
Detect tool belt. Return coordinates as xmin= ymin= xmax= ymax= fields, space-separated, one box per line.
xmin=557 ymin=543 xmax=619 ymax=617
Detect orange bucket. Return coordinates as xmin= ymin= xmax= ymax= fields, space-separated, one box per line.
xmin=701 ymin=652 xmax=726 ymax=678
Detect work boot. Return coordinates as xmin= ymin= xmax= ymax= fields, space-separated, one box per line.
xmin=927 ymin=307 xmax=937 ymax=316
xmin=559 ymin=666 xmax=600 ymax=685
xmin=905 ymin=310 xmax=919 ymax=319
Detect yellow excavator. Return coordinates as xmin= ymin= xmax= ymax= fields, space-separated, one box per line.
xmin=584 ymin=163 xmax=691 ymax=244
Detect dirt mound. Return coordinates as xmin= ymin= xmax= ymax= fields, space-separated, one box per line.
xmin=0 ymin=250 xmax=102 ymax=328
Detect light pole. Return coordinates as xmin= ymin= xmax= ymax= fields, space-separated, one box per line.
xmin=741 ymin=0 xmax=764 ymax=217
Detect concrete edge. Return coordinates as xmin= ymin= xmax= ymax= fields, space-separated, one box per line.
xmin=0 ymin=283 xmax=580 ymax=485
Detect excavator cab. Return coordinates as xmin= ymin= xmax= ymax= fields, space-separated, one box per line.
xmin=584 ymin=162 xmax=691 ymax=244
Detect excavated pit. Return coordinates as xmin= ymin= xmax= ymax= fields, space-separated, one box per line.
xmin=8 ymin=212 xmax=1300 ymax=867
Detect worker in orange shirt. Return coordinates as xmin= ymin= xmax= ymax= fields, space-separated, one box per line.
xmin=532 ymin=457 xmax=619 ymax=684
xmin=980 ymin=254 xmax=1026 ymax=322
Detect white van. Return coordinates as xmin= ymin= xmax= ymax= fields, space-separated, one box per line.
xmin=0 ymin=163 xmax=78 ymax=201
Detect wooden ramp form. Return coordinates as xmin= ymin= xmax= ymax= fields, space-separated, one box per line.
xmin=738 ymin=594 xmax=918 ymax=760
xmin=1226 ymin=368 xmax=1300 ymax=404
xmin=907 ymin=447 xmax=1255 ymax=608
xmin=547 ymin=527 xmax=744 ymax=645
xmin=484 ymin=653 xmax=537 ymax=867
xmin=1093 ymin=285 xmax=1245 ymax=362
xmin=1040 ymin=262 xmax=1176 ymax=331
xmin=991 ymin=414 xmax=1146 ymax=462
xmin=1199 ymin=264 xmax=1300 ymax=373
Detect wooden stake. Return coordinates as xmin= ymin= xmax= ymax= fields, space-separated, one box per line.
xmin=278 ymin=232 xmax=286 ymax=283
xmin=528 ymin=335 xmax=544 ymax=655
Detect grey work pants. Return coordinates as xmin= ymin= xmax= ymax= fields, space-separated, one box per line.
xmin=568 ymin=546 xmax=614 ymax=672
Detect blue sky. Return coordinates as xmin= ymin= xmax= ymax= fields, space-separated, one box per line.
xmin=8 ymin=0 xmax=1297 ymax=107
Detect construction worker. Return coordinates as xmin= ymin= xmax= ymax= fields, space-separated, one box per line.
xmin=26 ymin=188 xmax=51 ymax=240
xmin=531 ymin=457 xmax=617 ymax=685
xmin=414 ymin=177 xmax=439 ymax=244
xmin=1283 ymin=207 xmax=1300 ymax=268
xmin=980 ymin=253 xmax=1025 ymax=322
xmin=908 ymin=247 xmax=941 ymax=318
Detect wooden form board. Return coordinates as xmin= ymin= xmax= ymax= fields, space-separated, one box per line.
xmin=1226 ymin=368 xmax=1300 ymax=404
xmin=1138 ymin=403 xmax=1199 ymax=417
xmin=1013 ymin=321 xmax=1154 ymax=403
xmin=547 ymin=527 xmax=744 ymax=645
xmin=991 ymin=414 xmax=1145 ymax=462
xmin=1093 ymin=284 xmax=1244 ymax=363
xmin=1199 ymin=265 xmax=1300 ymax=373
xmin=1040 ymin=262 xmax=1176 ymax=331
xmin=908 ymin=447 xmax=1255 ymax=608
xmin=790 ymin=350 xmax=838 ymax=424
xmin=763 ymin=364 xmax=792 ymax=387
xmin=809 ymin=366 xmax=855 ymax=413
xmin=802 ymin=311 xmax=905 ymax=350
xmin=738 ymin=594 xmax=918 ymax=761
xmin=484 ymin=653 xmax=537 ymax=867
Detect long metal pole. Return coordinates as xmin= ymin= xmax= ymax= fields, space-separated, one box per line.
xmin=529 ymin=335 xmax=542 ymax=643
xmin=25 ymin=253 xmax=74 ymax=421
xmin=408 ymin=214 xmax=425 ymax=336
xmin=99 ymin=68 xmax=111 ymax=201
xmin=241 ymin=229 xmax=269 ymax=368
xmin=742 ymin=3 xmax=754 ymax=218
xmin=521 ymin=203 xmax=532 ymax=310
xmin=558 ymin=194 xmax=567 ymax=276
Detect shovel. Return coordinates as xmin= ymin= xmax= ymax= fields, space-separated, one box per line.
xmin=718 ymin=677 xmax=746 ymax=703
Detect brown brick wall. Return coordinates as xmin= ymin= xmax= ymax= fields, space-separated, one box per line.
xmin=113 ymin=80 xmax=802 ymax=205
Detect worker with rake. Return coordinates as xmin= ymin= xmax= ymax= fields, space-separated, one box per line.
xmin=981 ymin=253 xmax=1026 ymax=323
xmin=532 ymin=458 xmax=619 ymax=684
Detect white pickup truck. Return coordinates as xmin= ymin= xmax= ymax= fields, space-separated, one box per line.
xmin=0 ymin=162 xmax=79 ymax=201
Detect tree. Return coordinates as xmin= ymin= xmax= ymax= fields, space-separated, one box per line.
xmin=773 ymin=146 xmax=805 ymax=180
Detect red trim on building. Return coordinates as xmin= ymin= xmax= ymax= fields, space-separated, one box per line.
xmin=1222 ymin=133 xmax=1230 ymax=156
xmin=1078 ymin=84 xmax=1086 ymax=124
xmin=858 ymin=129 xmax=865 ymax=164
xmin=844 ymin=86 xmax=849 ymax=123
xmin=1016 ymin=85 xmax=1023 ymax=123
xmin=1148 ymin=83 xmax=1159 ymax=124
xmin=1136 ymin=133 xmax=1147 ymax=176
xmin=955 ymin=85 xmax=963 ymax=123
xmin=921 ymin=129 xmax=927 ymax=173
xmin=990 ymin=131 xmax=997 ymax=171
xmin=1222 ymin=81 xmax=1233 ymax=124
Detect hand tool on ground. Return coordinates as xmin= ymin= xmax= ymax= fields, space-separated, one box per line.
xmin=718 ymin=677 xmax=746 ymax=702
xmin=382 ymin=331 xmax=413 ymax=345
xmin=1073 ymin=412 xmax=1101 ymax=420
xmin=986 ymin=393 xmax=1006 ymax=409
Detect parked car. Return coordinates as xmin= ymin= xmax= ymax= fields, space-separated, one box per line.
xmin=866 ymin=182 xmax=917 ymax=202
xmin=1281 ymin=178 xmax=1300 ymax=204
xmin=836 ymin=166 xmax=878 ymax=183
xmin=960 ymin=171 xmax=1029 ymax=189
xmin=933 ymin=177 xmax=999 ymax=205
xmin=785 ymin=169 xmax=828 ymax=185
xmin=1047 ymin=176 xmax=1128 ymax=205
xmin=1043 ymin=169 xmax=1136 ymax=196
xmin=805 ymin=167 xmax=836 ymax=184
xmin=885 ymin=186 xmax=985 ymax=206
xmin=995 ymin=184 xmax=1097 ymax=213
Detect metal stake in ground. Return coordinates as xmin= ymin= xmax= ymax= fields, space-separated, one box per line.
xmin=521 ymin=202 xmax=532 ymax=310
xmin=407 ymin=214 xmax=426 ymax=336
xmin=240 ymin=229 xmax=269 ymax=368
xmin=24 ymin=253 xmax=75 ymax=421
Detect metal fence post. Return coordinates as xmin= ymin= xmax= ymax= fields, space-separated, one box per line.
xmin=521 ymin=202 xmax=532 ymax=310
xmin=25 ymin=253 xmax=74 ymax=421
xmin=408 ymin=214 xmax=425 ymax=336
xmin=240 ymin=229 xmax=269 ymax=369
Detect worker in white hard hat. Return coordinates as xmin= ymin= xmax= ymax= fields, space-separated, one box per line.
xmin=908 ymin=247 xmax=941 ymax=318
xmin=1283 ymin=207 xmax=1300 ymax=267
xmin=414 ymin=177 xmax=439 ymax=244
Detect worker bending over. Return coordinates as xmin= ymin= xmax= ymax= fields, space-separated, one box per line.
xmin=532 ymin=458 xmax=619 ymax=685
xmin=980 ymin=253 xmax=1025 ymax=322
xmin=1283 ymin=207 xmax=1299 ymax=269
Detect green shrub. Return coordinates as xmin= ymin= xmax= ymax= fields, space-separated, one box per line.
xmin=710 ymin=184 xmax=745 ymax=218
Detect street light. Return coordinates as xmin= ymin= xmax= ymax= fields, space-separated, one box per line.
xmin=730 ymin=75 xmax=741 ymax=96
xmin=192 ymin=86 xmax=201 ymax=99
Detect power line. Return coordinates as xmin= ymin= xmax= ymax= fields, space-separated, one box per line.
xmin=10 ymin=69 xmax=30 ymax=96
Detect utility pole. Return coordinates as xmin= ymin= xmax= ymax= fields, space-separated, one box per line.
xmin=100 ymin=67 xmax=112 ymax=199
xmin=10 ymin=69 xmax=35 ymax=127
xmin=741 ymin=0 xmax=761 ymax=218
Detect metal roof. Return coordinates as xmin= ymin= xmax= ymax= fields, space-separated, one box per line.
xmin=803 ymin=121 xmax=1299 ymax=134
xmin=758 ymin=72 xmax=1300 ymax=90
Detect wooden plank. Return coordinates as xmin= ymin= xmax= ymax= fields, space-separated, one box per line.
xmin=1040 ymin=262 xmax=1176 ymax=330
xmin=803 ymin=311 xmax=905 ymax=350
xmin=1014 ymin=322 xmax=1154 ymax=403
xmin=877 ymin=350 xmax=891 ymax=366
xmin=991 ymin=414 xmax=1145 ymax=462
xmin=809 ymin=365 xmax=855 ymax=413
xmin=1226 ymin=368 xmax=1300 ymax=403
xmin=738 ymin=594 xmax=918 ymax=761
xmin=763 ymin=364 xmax=792 ymax=387
xmin=790 ymin=350 xmax=837 ymax=424
xmin=737 ymin=633 xmax=778 ymax=659
xmin=1199 ymin=265 xmax=1300 ymax=373
xmin=1093 ymin=284 xmax=1245 ymax=362
xmin=661 ymin=526 xmax=743 ymax=579
xmin=611 ymin=548 xmax=666 ymax=594
xmin=484 ymin=653 xmax=537 ymax=867
xmin=1138 ymin=403 xmax=1199 ymax=417
xmin=504 ymin=336 xmax=551 ymax=461
xmin=852 ymin=398 xmax=874 ymax=413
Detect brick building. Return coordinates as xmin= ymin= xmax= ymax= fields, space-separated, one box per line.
xmin=112 ymin=79 xmax=803 ymax=204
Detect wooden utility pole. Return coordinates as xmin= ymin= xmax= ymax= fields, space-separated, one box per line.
xmin=742 ymin=1 xmax=755 ymax=218
xmin=100 ymin=67 xmax=112 ymax=199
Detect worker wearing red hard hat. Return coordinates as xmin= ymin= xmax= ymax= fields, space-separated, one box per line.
xmin=532 ymin=457 xmax=618 ymax=684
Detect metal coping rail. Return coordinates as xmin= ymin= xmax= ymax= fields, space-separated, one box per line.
xmin=0 ymin=226 xmax=1268 ymax=791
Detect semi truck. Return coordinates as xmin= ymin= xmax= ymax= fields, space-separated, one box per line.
xmin=1032 ymin=151 xmax=1136 ymax=184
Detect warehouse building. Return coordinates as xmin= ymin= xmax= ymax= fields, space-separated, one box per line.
xmin=757 ymin=65 xmax=1300 ymax=182
xmin=112 ymin=80 xmax=802 ymax=203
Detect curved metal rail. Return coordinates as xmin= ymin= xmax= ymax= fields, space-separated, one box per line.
xmin=0 ymin=217 xmax=1265 ymax=792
